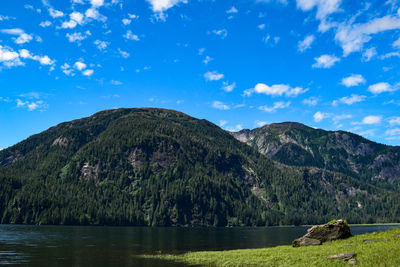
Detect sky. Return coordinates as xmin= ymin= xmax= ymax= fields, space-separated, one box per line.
xmin=1 ymin=0 xmax=400 ymax=149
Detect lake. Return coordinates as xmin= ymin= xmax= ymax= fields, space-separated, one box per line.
xmin=0 ymin=224 xmax=398 ymax=266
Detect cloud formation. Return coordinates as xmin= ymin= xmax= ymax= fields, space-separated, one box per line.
xmin=259 ymin=101 xmax=291 ymax=112
xmin=212 ymin=101 xmax=230 ymax=110
xmin=341 ymin=74 xmax=366 ymax=87
xmin=247 ymin=83 xmax=308 ymax=97
xmin=362 ymin=115 xmax=382 ymax=124
xmin=204 ymin=71 xmax=224 ymax=81
xmin=146 ymin=0 xmax=188 ymax=13
xmin=368 ymin=82 xmax=397 ymax=94
xmin=332 ymin=94 xmax=366 ymax=106
xmin=298 ymin=35 xmax=315 ymax=52
xmin=1 ymin=28 xmax=34 ymax=44
xmin=312 ymin=54 xmax=340 ymax=68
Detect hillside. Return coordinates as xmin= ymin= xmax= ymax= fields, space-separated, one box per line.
xmin=232 ymin=122 xmax=400 ymax=190
xmin=0 ymin=109 xmax=399 ymax=226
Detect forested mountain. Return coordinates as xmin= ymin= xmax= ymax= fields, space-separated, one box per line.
xmin=1 ymin=109 xmax=399 ymax=226
xmin=232 ymin=122 xmax=400 ymax=190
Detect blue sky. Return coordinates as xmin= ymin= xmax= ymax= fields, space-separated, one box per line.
xmin=1 ymin=0 xmax=400 ymax=149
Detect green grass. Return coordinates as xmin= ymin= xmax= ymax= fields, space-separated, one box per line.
xmin=146 ymin=228 xmax=400 ymax=266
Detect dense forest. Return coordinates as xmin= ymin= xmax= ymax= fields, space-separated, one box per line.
xmin=1 ymin=108 xmax=399 ymax=226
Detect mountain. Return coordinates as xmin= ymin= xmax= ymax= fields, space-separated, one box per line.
xmin=232 ymin=122 xmax=400 ymax=190
xmin=1 ymin=109 xmax=399 ymax=226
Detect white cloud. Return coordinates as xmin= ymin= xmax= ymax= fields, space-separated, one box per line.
xmin=17 ymin=49 xmax=55 ymax=66
xmin=128 ymin=13 xmax=138 ymax=19
xmin=212 ymin=29 xmax=228 ymax=39
xmin=368 ymin=82 xmax=397 ymax=94
xmin=313 ymin=111 xmax=328 ymax=122
xmin=332 ymin=114 xmax=352 ymax=124
xmin=71 ymin=11 xmax=84 ymax=23
xmin=111 ymin=80 xmax=123 ymax=85
xmin=27 ymin=101 xmax=42 ymax=111
xmin=49 ymin=8 xmax=64 ymax=18
xmin=225 ymin=124 xmax=243 ymax=132
xmin=82 ymin=69 xmax=94 ymax=76
xmin=61 ymin=12 xmax=84 ymax=29
xmin=90 ymin=0 xmax=104 ymax=7
xmin=249 ymin=83 xmax=308 ymax=97
xmin=40 ymin=21 xmax=52 ymax=27
xmin=333 ymin=94 xmax=366 ymax=105
xmin=212 ymin=101 xmax=230 ymax=110
xmin=203 ymin=55 xmax=213 ymax=64
xmin=94 ymin=40 xmax=109 ymax=50
xmin=38 ymin=55 xmax=53 ymax=65
xmin=335 ymin=15 xmax=400 ymax=56
xmin=263 ymin=35 xmax=280 ymax=46
xmin=85 ymin=8 xmax=107 ymax=22
xmin=389 ymin=117 xmax=400 ymax=126
xmin=312 ymin=54 xmax=340 ymax=68
xmin=298 ymin=35 xmax=315 ymax=52
xmin=66 ymin=31 xmax=90 ymax=43
xmin=258 ymin=24 xmax=266 ymax=30
xmin=124 ymin=30 xmax=140 ymax=41
xmin=255 ymin=120 xmax=268 ymax=127
xmin=362 ymin=47 xmax=377 ymax=61
xmin=219 ymin=120 xmax=228 ymax=127
xmin=296 ymin=0 xmax=341 ymax=32
xmin=362 ymin=115 xmax=382 ymax=124
xmin=118 ymin=48 xmax=130 ymax=58
xmin=146 ymin=0 xmax=188 ymax=13
xmin=18 ymin=49 xmax=31 ymax=59
xmin=16 ymin=98 xmax=46 ymax=111
xmin=61 ymin=20 xmax=78 ymax=29
xmin=386 ymin=128 xmax=400 ymax=136
xmin=296 ymin=0 xmax=341 ymax=20
xmin=341 ymin=74 xmax=366 ymax=87
xmin=74 ymin=61 xmax=87 ymax=71
xmin=1 ymin=28 xmax=33 ymax=44
xmin=204 ymin=71 xmax=224 ymax=81
xmin=313 ymin=112 xmax=351 ymax=124
xmin=358 ymin=129 xmax=376 ymax=137
xmin=61 ymin=63 xmax=74 ymax=76
xmin=0 ymin=15 xmax=10 ymax=21
xmin=380 ymin=52 xmax=400 ymax=59
xmin=302 ymin=96 xmax=319 ymax=106
xmin=0 ymin=46 xmax=19 ymax=61
xmin=263 ymin=34 xmax=270 ymax=44
xmin=226 ymin=6 xmax=238 ymax=14
xmin=259 ymin=101 xmax=291 ymax=112
xmin=222 ymin=82 xmax=236 ymax=92
xmin=122 ymin=18 xmax=131 ymax=25
xmin=0 ymin=45 xmax=23 ymax=67
xmin=393 ymin=37 xmax=400 ymax=48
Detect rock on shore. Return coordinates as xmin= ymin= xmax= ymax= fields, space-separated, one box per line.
xmin=293 ymin=220 xmax=352 ymax=247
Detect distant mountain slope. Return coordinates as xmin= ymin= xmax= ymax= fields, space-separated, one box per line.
xmin=232 ymin=122 xmax=400 ymax=188
xmin=1 ymin=109 xmax=399 ymax=226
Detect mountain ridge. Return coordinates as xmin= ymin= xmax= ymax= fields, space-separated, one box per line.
xmin=231 ymin=121 xmax=400 ymax=188
xmin=1 ymin=108 xmax=399 ymax=226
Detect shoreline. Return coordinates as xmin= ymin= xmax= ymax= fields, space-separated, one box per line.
xmin=0 ymin=222 xmax=399 ymax=228
xmin=148 ymin=227 xmax=400 ymax=266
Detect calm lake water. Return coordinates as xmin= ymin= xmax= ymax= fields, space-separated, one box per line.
xmin=0 ymin=224 xmax=398 ymax=266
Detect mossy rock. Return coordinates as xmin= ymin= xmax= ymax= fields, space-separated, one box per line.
xmin=293 ymin=219 xmax=352 ymax=247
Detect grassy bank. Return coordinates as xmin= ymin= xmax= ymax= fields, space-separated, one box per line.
xmin=148 ymin=228 xmax=400 ymax=266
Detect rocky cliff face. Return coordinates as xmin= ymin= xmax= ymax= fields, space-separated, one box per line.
xmin=231 ymin=122 xmax=400 ymax=184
